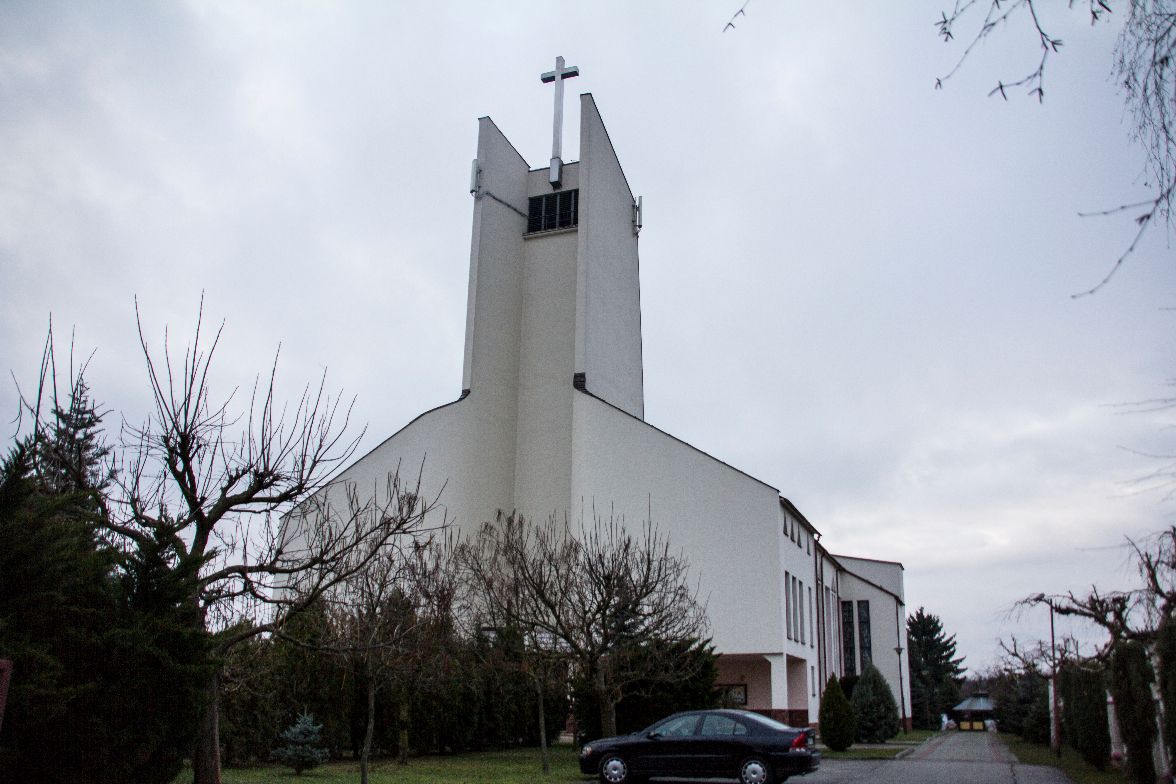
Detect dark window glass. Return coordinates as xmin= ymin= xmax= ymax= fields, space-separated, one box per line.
xmin=857 ymin=600 xmax=872 ymax=668
xmin=527 ymin=189 xmax=579 ymax=233
xmin=841 ymin=601 xmax=856 ymax=676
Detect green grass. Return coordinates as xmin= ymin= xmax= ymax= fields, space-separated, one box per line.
xmin=891 ymin=729 xmax=937 ymax=745
xmin=816 ymin=728 xmax=937 ymax=760
xmin=1002 ymin=734 xmax=1129 ymax=784
xmin=176 ymin=746 xmax=586 ymax=784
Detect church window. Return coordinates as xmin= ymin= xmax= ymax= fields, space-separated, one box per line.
xmin=798 ymin=579 xmax=805 ymax=645
xmin=809 ymin=586 xmax=815 ymax=647
xmin=841 ymin=601 xmax=856 ymax=676
xmin=526 ymin=189 xmax=578 ymax=233
xmin=857 ymin=600 xmax=872 ymax=668
xmin=792 ymin=576 xmax=800 ymax=642
xmin=785 ymin=571 xmax=792 ymax=640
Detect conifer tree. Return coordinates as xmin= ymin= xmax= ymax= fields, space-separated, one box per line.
xmin=850 ymin=664 xmax=900 ymax=743
xmin=1156 ymin=616 xmax=1176 ymax=765
xmin=1109 ymin=641 xmax=1157 ymax=784
xmin=818 ymin=676 xmax=855 ymax=751
xmin=272 ymin=712 xmax=329 ymax=774
xmin=907 ymin=607 xmax=965 ymax=730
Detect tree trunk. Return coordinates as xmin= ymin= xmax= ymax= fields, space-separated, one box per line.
xmin=534 ymin=673 xmax=550 ymax=775
xmin=397 ymin=698 xmax=410 ymax=765
xmin=595 ymin=668 xmax=618 ymax=739
xmin=192 ymin=671 xmax=222 ymax=784
xmin=361 ymin=670 xmax=375 ymax=784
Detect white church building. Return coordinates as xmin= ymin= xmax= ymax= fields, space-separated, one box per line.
xmin=321 ymin=68 xmax=911 ymax=729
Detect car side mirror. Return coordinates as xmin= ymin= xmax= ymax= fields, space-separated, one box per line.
xmin=646 ymin=731 xmax=662 ymax=740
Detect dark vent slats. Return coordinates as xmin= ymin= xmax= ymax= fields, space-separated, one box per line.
xmin=527 ymin=189 xmax=578 ymax=233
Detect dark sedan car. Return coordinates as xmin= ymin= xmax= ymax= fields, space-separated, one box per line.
xmin=578 ymin=709 xmax=820 ymax=784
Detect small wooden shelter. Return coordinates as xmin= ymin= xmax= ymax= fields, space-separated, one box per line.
xmin=952 ymin=692 xmax=995 ymax=732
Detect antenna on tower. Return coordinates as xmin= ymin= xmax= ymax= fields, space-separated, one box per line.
xmin=633 ymin=196 xmax=643 ymax=236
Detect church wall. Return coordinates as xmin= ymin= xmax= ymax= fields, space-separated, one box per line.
xmin=839 ymin=571 xmax=911 ymax=726
xmin=513 ymin=222 xmax=579 ymax=519
xmin=464 ymin=116 xmax=529 ymax=415
xmin=715 ymin=656 xmax=772 ymax=711
xmin=315 ymin=395 xmax=515 ymax=539
xmin=835 ymin=555 xmax=905 ymax=601
xmin=569 ymin=391 xmax=784 ymax=656
xmin=575 ymin=94 xmax=644 ymax=420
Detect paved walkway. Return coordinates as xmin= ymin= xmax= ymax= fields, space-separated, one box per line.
xmin=808 ymin=732 xmax=1073 ymax=784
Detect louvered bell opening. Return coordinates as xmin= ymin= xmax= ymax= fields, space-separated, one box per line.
xmin=526 ymin=189 xmax=579 ymax=234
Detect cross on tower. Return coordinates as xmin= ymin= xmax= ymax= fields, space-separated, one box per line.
xmin=540 ymin=56 xmax=579 ymax=189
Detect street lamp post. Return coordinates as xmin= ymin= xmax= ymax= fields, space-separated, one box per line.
xmin=895 ymin=645 xmax=907 ymax=734
xmin=1034 ymin=594 xmax=1062 ymax=758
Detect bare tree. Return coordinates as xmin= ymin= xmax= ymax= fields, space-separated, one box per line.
xmin=453 ymin=528 xmax=568 ymax=774
xmin=104 ymin=300 xmax=438 ymax=784
xmin=935 ymin=0 xmax=1176 ymax=295
xmin=459 ymin=510 xmax=710 ymax=740
xmin=309 ymin=533 xmax=454 ymax=784
xmin=1017 ymin=526 xmax=1175 ymax=660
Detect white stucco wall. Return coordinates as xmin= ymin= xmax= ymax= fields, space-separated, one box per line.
xmin=570 ymin=391 xmax=784 ymax=656
xmin=835 ymin=555 xmax=905 ymax=601
xmin=575 ymin=94 xmax=644 ymax=420
xmin=839 ymin=571 xmax=911 ymax=725
xmin=514 ymin=188 xmax=578 ymax=518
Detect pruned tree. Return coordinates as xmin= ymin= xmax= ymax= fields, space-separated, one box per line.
xmin=458 ymin=510 xmax=710 ymax=740
xmin=1021 ymin=526 xmax=1176 ymax=655
xmin=317 ymin=532 xmax=455 ymax=784
xmin=452 ymin=530 xmax=567 ymax=774
xmin=934 ymin=0 xmax=1175 ymax=295
xmin=11 ymin=301 xmax=442 ymax=784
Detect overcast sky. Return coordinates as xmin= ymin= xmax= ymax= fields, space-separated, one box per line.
xmin=2 ymin=1 xmax=1172 ymax=671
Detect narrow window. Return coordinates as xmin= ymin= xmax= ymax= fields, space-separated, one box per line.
xmin=799 ymin=580 xmax=806 ymax=645
xmin=857 ymin=600 xmax=872 ymax=668
xmin=792 ymin=576 xmax=800 ymax=642
xmin=809 ymin=586 xmax=815 ymax=648
xmin=841 ymin=601 xmax=856 ymax=676
xmin=785 ymin=571 xmax=792 ymax=640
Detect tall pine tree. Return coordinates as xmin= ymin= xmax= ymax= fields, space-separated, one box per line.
xmin=0 ymin=373 xmax=209 ymax=784
xmin=907 ymin=607 xmax=966 ymax=730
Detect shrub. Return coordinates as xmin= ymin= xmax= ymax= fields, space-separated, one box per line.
xmin=850 ymin=664 xmax=899 ymax=743
xmin=1060 ymin=664 xmax=1110 ymax=770
xmin=272 ymin=712 xmax=329 ymax=774
xmin=818 ymin=676 xmax=855 ymax=751
xmin=1109 ymin=641 xmax=1157 ymax=784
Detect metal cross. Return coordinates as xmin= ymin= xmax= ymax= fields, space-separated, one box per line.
xmin=540 ymin=56 xmax=579 ymax=188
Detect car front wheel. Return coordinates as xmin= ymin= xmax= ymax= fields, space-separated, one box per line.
xmin=599 ymin=754 xmax=630 ymax=784
xmin=739 ymin=756 xmax=775 ymax=784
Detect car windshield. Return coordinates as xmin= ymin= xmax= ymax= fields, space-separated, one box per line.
xmin=740 ymin=712 xmax=794 ymax=732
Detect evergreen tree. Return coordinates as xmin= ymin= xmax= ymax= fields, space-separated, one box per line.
xmin=1058 ymin=663 xmax=1110 ymax=770
xmin=1156 ymin=615 xmax=1176 ymax=765
xmin=0 ymin=379 xmax=209 ymax=783
xmin=907 ymin=608 xmax=966 ymax=730
xmin=850 ymin=664 xmax=900 ymax=743
xmin=1109 ymin=641 xmax=1157 ymax=784
xmin=818 ymin=676 xmax=855 ymax=751
xmin=272 ymin=712 xmax=329 ymax=774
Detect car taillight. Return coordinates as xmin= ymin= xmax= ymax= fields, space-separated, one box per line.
xmin=790 ymin=733 xmax=807 ymax=750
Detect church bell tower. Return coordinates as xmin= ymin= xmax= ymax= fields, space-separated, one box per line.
xmin=461 ymin=61 xmax=644 ymax=517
